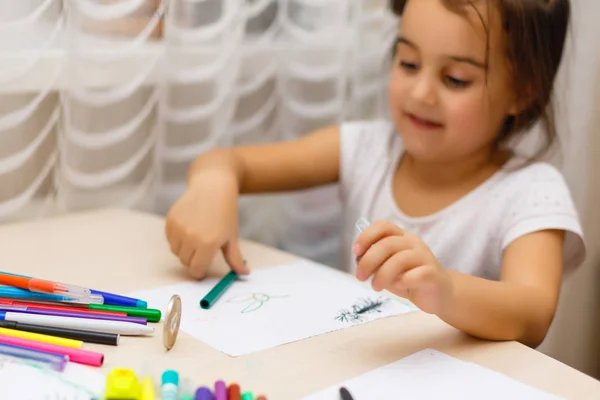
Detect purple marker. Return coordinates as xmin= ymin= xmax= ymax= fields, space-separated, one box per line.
xmin=0 ymin=305 xmax=147 ymax=325
xmin=214 ymin=380 xmax=227 ymax=400
xmin=195 ymin=386 xmax=214 ymax=400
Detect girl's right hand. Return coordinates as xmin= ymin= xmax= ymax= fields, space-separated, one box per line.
xmin=164 ymin=171 xmax=250 ymax=279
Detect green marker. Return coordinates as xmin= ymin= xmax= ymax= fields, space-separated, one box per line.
xmin=200 ymin=271 xmax=238 ymax=309
xmin=241 ymin=391 xmax=254 ymax=400
xmin=88 ymin=304 xmax=162 ymax=322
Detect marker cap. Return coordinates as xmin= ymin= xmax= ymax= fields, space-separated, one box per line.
xmin=162 ymin=369 xmax=179 ymax=386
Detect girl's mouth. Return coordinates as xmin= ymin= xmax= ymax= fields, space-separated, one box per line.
xmin=407 ymin=113 xmax=443 ymax=129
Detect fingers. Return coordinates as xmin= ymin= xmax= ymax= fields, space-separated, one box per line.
xmin=355 ymin=235 xmax=412 ymax=281
xmin=371 ymin=249 xmax=422 ymax=291
xmin=395 ymin=264 xmax=434 ymax=290
xmin=222 ymin=238 xmax=250 ymax=274
xmin=353 ymin=220 xmax=404 ymax=257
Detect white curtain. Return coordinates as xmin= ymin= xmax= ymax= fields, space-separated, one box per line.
xmin=0 ymin=0 xmax=397 ymax=268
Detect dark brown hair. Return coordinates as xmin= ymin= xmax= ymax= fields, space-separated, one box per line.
xmin=390 ymin=0 xmax=570 ymax=160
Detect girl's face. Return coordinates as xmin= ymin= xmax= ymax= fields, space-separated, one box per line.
xmin=388 ymin=0 xmax=519 ymax=163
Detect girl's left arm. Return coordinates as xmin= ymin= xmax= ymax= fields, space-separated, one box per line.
xmin=438 ymin=229 xmax=565 ymax=347
xmin=353 ymin=221 xmax=566 ymax=348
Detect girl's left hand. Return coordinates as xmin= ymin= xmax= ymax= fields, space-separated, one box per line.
xmin=353 ymin=220 xmax=453 ymax=315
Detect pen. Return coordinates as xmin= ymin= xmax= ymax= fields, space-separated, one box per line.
xmin=0 ymin=326 xmax=82 ymax=348
xmin=200 ymin=271 xmax=238 ymax=309
xmin=0 ymin=333 xmax=104 ymax=367
xmin=339 ymin=386 xmax=355 ymax=400
xmin=0 ymin=299 xmax=127 ymax=316
xmin=0 ymin=342 xmax=69 ymax=371
xmin=195 ymin=386 xmax=214 ymax=400
xmin=0 ymin=272 xmax=147 ymax=308
xmin=0 ymin=286 xmax=103 ymax=304
xmin=0 ymin=320 xmax=120 ymax=346
xmin=0 ymin=272 xmax=92 ymax=297
xmin=0 ymin=305 xmax=147 ymax=325
xmin=0 ymin=299 xmax=158 ymax=321
xmin=355 ymin=217 xmax=370 ymax=233
xmin=140 ymin=375 xmax=157 ymax=400
xmin=87 ymin=304 xmax=161 ymax=322
xmin=89 ymin=289 xmax=148 ymax=308
xmin=0 ymin=311 xmax=154 ymax=336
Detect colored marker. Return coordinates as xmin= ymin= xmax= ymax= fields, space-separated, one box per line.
xmin=0 ymin=333 xmax=103 ymax=366
xmin=0 ymin=326 xmax=82 ymax=348
xmin=0 ymin=320 xmax=120 ymax=346
xmin=256 ymin=396 xmax=267 ymax=400
xmin=241 ymin=392 xmax=254 ymax=400
xmin=0 ymin=272 xmax=92 ymax=297
xmin=140 ymin=375 xmax=156 ymax=400
xmin=195 ymin=386 xmax=214 ymax=400
xmin=90 ymin=289 xmax=147 ymax=308
xmin=0 ymin=272 xmax=146 ymax=308
xmin=339 ymin=387 xmax=355 ymax=400
xmin=179 ymin=379 xmax=194 ymax=400
xmin=161 ymin=370 xmax=179 ymax=400
xmin=0 ymin=342 xmax=69 ymax=371
xmin=88 ymin=304 xmax=161 ymax=322
xmin=0 ymin=286 xmax=103 ymax=304
xmin=0 ymin=299 xmax=126 ymax=316
xmin=214 ymin=380 xmax=227 ymax=400
xmin=0 ymin=305 xmax=147 ymax=325
xmin=0 ymin=311 xmax=154 ymax=335
xmin=200 ymin=271 xmax=238 ymax=309
xmin=228 ymin=383 xmax=241 ymax=400
xmin=104 ymin=368 xmax=141 ymax=399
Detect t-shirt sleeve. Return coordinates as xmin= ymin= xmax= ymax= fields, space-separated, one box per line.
xmin=339 ymin=119 xmax=395 ymax=202
xmin=500 ymin=163 xmax=586 ymax=273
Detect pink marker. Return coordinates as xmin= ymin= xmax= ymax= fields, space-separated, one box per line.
xmin=214 ymin=380 xmax=227 ymax=400
xmin=0 ymin=333 xmax=103 ymax=367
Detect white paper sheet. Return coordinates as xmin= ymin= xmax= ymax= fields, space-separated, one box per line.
xmin=303 ymin=348 xmax=564 ymax=400
xmin=129 ymin=261 xmax=417 ymax=356
xmin=0 ymin=354 xmax=105 ymax=400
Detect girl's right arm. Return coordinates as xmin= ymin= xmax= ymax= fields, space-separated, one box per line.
xmin=165 ymin=126 xmax=341 ymax=278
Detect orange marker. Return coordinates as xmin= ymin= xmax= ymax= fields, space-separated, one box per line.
xmin=228 ymin=383 xmax=242 ymax=400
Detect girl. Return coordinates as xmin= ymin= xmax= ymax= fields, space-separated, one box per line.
xmin=165 ymin=0 xmax=585 ymax=348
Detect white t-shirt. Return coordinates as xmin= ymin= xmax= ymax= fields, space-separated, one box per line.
xmin=338 ymin=119 xmax=586 ymax=280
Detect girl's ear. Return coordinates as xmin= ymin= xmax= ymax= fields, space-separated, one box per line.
xmin=508 ymin=84 xmax=534 ymax=116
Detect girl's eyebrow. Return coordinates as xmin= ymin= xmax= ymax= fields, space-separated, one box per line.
xmin=396 ymin=35 xmax=488 ymax=70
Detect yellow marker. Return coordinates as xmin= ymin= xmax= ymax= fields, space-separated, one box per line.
xmin=104 ymin=368 xmax=141 ymax=400
xmin=0 ymin=327 xmax=82 ymax=348
xmin=140 ymin=375 xmax=156 ymax=400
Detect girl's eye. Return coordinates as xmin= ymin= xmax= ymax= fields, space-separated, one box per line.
xmin=399 ymin=61 xmax=418 ymax=71
xmin=446 ymin=76 xmax=471 ymax=88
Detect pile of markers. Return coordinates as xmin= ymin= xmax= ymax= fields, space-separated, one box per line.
xmin=0 ymin=271 xmax=158 ymax=368
xmin=105 ymin=367 xmax=268 ymax=400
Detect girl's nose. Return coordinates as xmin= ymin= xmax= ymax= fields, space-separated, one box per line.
xmin=411 ymin=74 xmax=438 ymax=106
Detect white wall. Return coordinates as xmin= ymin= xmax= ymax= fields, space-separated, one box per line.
xmin=536 ymin=0 xmax=600 ymax=378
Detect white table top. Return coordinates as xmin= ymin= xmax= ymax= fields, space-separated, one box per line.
xmin=1 ymin=208 xmax=599 ymax=399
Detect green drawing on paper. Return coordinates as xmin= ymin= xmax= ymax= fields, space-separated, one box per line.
xmin=227 ymin=293 xmax=289 ymax=313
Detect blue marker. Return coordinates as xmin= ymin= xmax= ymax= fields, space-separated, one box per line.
xmin=0 ymin=285 xmax=95 ymax=304
xmin=161 ymin=370 xmax=179 ymax=400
